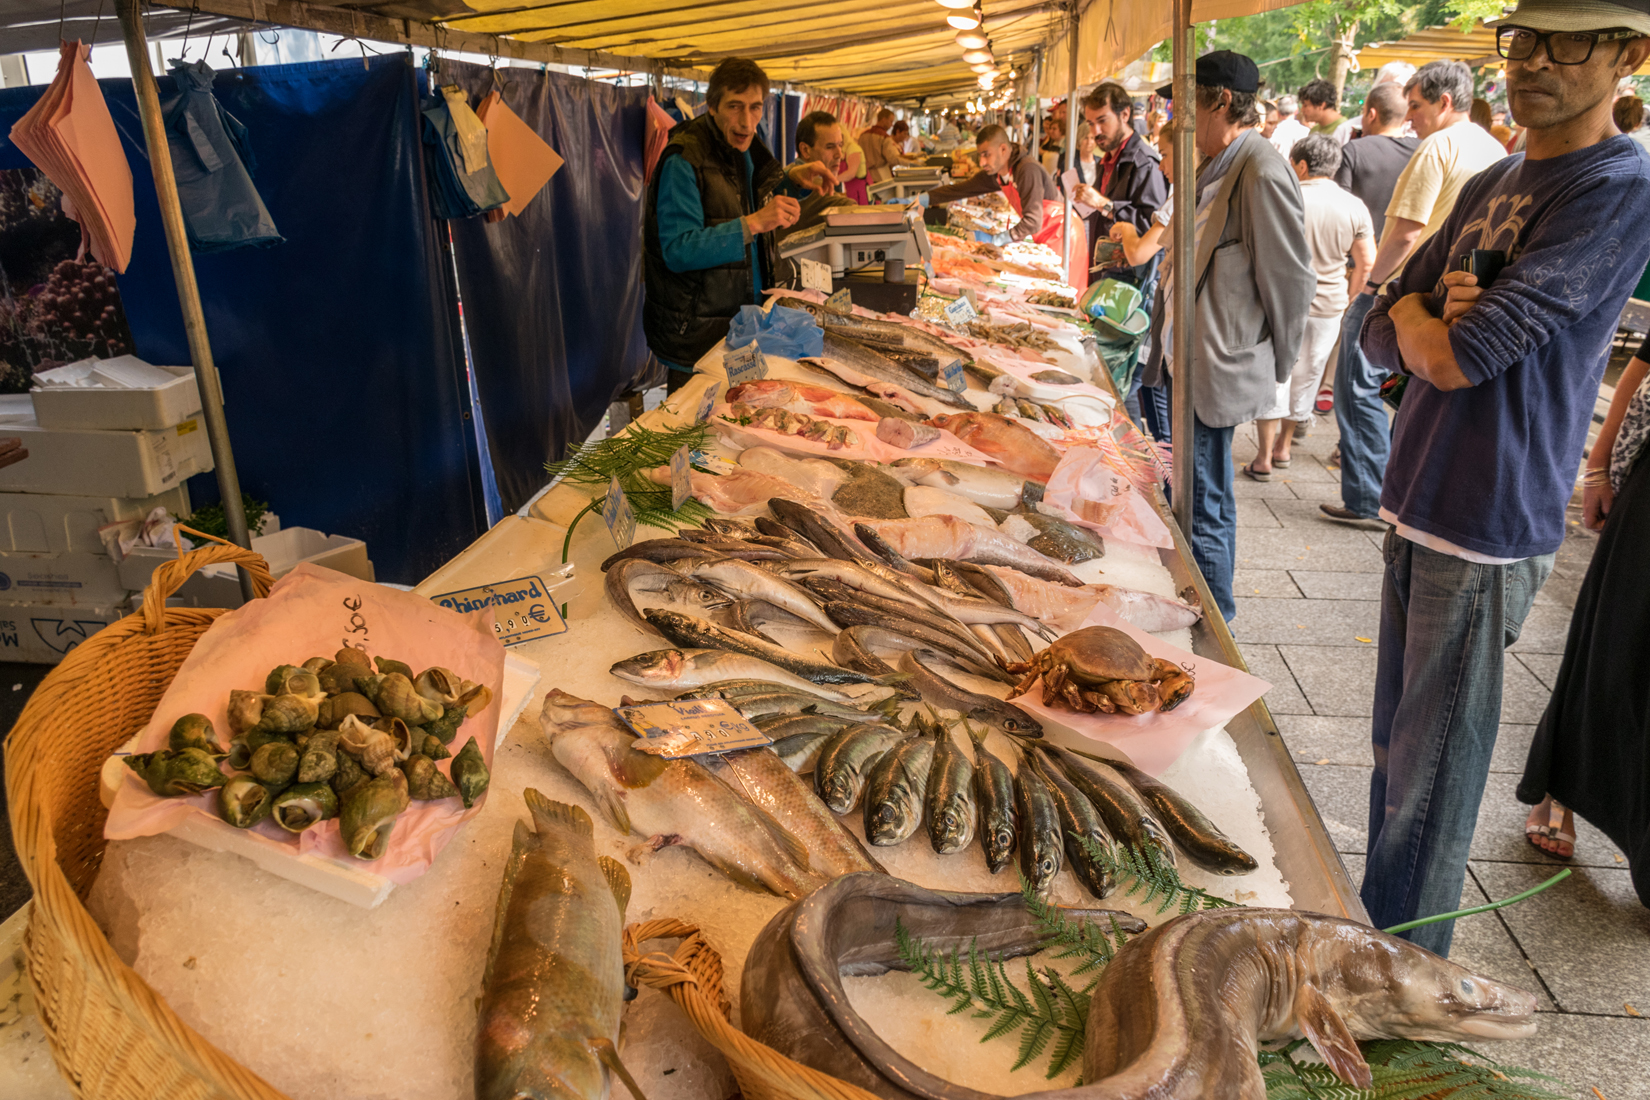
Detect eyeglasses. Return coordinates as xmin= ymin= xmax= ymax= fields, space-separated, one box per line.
xmin=1495 ymin=25 xmax=1641 ymax=65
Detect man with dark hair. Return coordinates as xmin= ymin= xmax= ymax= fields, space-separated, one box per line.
xmin=1299 ymin=78 xmax=1354 ymax=144
xmin=1146 ymin=50 xmax=1314 ymax=622
xmin=792 ymin=111 xmax=845 ymax=179
xmin=924 ymin=123 xmax=1056 ymax=242
xmin=1072 ymin=81 xmax=1167 ymax=255
xmin=1246 ymin=134 xmax=1373 ymax=477
xmin=1358 ymin=0 xmax=1650 ymax=956
xmin=643 ymin=57 xmax=836 ymax=387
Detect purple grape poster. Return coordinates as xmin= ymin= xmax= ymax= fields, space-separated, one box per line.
xmin=0 ymin=168 xmax=135 ymax=392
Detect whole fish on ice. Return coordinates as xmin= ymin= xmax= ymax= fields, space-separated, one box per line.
xmin=860 ymin=514 xmax=1082 ymax=586
xmin=728 ymin=379 xmax=886 ymax=422
xmin=926 ymin=411 xmax=1062 ymax=482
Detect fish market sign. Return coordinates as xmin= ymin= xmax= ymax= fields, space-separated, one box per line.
xmin=432 ymin=575 xmax=568 ymax=645
xmin=603 ymin=475 xmax=637 ymax=550
xmin=724 ymin=342 xmax=768 ymax=387
xmin=615 ymin=698 xmax=771 ymax=756
xmin=825 ymin=287 xmax=854 ymax=314
xmin=943 ymin=295 xmax=977 ymax=326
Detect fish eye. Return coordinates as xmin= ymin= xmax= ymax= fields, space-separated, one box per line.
xmin=1460 ymin=978 xmax=1475 ymax=996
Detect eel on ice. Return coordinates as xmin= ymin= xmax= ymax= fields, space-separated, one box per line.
xmin=742 ymin=875 xmax=1540 ymax=1100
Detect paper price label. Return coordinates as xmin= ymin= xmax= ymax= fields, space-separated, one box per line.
xmin=433 ymin=575 xmax=569 ymax=645
xmin=670 ymin=444 xmax=693 ymax=511
xmin=941 ymin=360 xmax=967 ymax=392
xmin=800 ymin=257 xmax=833 ymax=293
xmin=602 ymin=474 xmax=637 ymax=550
xmin=614 ymin=698 xmax=772 ymax=757
xmin=724 ymin=342 xmax=768 ymax=387
xmin=694 ymin=380 xmax=722 ymax=423
xmin=825 ymin=287 xmax=854 ymax=314
xmin=943 ymin=295 xmax=977 ymax=326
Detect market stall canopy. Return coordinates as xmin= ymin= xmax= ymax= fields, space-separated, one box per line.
xmin=1355 ymin=18 xmax=1650 ymax=75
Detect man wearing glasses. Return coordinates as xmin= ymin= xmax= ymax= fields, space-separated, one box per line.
xmin=1357 ymin=0 xmax=1650 ymax=956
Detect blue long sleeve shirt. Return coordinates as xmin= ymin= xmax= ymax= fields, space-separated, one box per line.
xmin=656 ymin=154 xmax=763 ymax=296
xmin=1362 ymin=134 xmax=1650 ymax=559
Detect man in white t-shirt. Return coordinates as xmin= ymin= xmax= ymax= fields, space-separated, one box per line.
xmin=1245 ymin=133 xmax=1374 ymax=479
xmin=1360 ymin=60 xmax=1509 ymax=296
xmin=1267 ymin=94 xmax=1310 ymax=159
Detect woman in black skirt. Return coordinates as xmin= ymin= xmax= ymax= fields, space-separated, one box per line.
xmin=1519 ymin=336 xmax=1650 ymax=905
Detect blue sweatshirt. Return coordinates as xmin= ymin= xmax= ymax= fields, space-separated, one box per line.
xmin=1363 ymin=134 xmax=1650 ymax=560
xmin=656 ymin=154 xmax=763 ymax=294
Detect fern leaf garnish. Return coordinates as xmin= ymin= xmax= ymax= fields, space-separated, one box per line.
xmin=1077 ymin=836 xmax=1239 ymax=914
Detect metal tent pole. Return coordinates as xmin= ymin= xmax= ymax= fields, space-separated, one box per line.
xmin=1170 ymin=0 xmax=1196 ymax=537
xmin=116 ymin=0 xmax=256 ymax=600
xmin=1060 ymin=4 xmax=1078 ymax=283
xmin=1030 ymin=49 xmax=1041 ymax=161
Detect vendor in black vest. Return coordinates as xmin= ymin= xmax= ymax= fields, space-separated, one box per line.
xmin=644 ymin=58 xmax=837 ymax=390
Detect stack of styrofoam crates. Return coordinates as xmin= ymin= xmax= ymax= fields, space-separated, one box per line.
xmin=0 ymin=357 xmax=215 ymax=663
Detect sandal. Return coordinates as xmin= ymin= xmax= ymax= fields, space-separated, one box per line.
xmin=1273 ymin=457 xmax=1293 ymax=468
xmin=1241 ymin=462 xmax=1272 ymax=482
xmin=1525 ymin=797 xmax=1575 ymax=860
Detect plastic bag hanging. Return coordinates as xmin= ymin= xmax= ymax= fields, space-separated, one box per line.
xmin=8 ymin=41 xmax=136 ymax=272
xmin=163 ymin=59 xmax=284 ymax=252
xmin=422 ymin=84 xmax=509 ymax=219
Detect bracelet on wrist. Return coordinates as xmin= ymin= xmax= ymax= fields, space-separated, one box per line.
xmin=1583 ymin=467 xmax=1611 ymax=487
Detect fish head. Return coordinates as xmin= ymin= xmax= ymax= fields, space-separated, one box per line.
xmin=1310 ymin=923 xmax=1541 ymax=1042
xmin=934 ymin=805 xmax=972 ymax=851
xmin=971 ymin=703 xmax=1043 ymax=739
xmin=867 ymin=795 xmax=916 ymax=845
xmin=609 ymin=649 xmax=687 ymax=684
xmin=476 ymin=1029 xmax=606 ymax=1100
xmin=662 ymin=578 xmax=734 ymax=612
xmin=818 ymin=771 xmax=856 ymax=813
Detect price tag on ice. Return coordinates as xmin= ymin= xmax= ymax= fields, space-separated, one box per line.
xmin=669 ymin=444 xmax=693 ymax=511
xmin=614 ymin=698 xmax=772 ymax=757
xmin=694 ymin=380 xmax=722 ymax=424
xmin=602 ymin=474 xmax=637 ymax=550
xmin=799 ymin=257 xmax=833 ymax=293
xmin=940 ymin=359 xmax=967 ymax=392
xmin=943 ymin=295 xmax=977 ymax=326
xmin=723 ymin=341 xmax=768 ymax=387
xmin=825 ymin=287 xmax=854 ymax=314
xmin=432 ymin=575 xmax=568 ymax=645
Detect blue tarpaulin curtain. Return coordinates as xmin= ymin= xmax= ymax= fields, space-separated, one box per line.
xmin=443 ymin=60 xmax=657 ymax=514
xmin=0 ymin=56 xmax=488 ymax=584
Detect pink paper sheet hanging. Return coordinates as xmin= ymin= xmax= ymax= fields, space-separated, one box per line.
xmin=8 ymin=41 xmax=135 ymax=272
xmin=477 ymin=89 xmax=563 ymax=218
xmin=104 ymin=564 xmax=506 ymax=885
xmin=1011 ymin=601 xmax=1271 ymax=776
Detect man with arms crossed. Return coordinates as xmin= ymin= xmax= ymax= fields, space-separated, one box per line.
xmin=1359 ymin=0 xmax=1650 ymax=955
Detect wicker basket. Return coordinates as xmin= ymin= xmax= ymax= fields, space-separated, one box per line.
xmin=5 ymin=538 xmax=872 ymax=1100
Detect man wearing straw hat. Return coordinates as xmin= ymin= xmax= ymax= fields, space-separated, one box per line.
xmin=1357 ymin=0 xmax=1650 ymax=955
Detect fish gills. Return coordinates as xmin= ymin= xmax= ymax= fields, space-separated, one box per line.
xmin=477 ymin=790 xmax=630 ymax=1100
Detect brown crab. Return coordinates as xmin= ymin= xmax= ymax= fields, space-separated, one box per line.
xmin=1002 ymin=625 xmax=1194 ymax=715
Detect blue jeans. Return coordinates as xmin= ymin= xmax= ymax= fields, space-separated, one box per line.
xmin=1187 ymin=412 xmax=1237 ymax=623
xmin=1362 ymin=530 xmax=1553 ymax=955
xmin=1333 ymin=293 xmax=1390 ymax=517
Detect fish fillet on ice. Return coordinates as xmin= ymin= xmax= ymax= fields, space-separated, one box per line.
xmin=738 ymin=445 xmax=848 ymax=499
xmin=902 ymin=485 xmax=997 ymax=527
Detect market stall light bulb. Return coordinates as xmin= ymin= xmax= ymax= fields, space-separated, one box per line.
xmin=955 ymin=28 xmax=988 ymax=48
xmin=935 ymin=0 xmax=975 ymax=8
xmin=971 ymin=61 xmax=995 ymax=73
xmin=978 ymin=72 xmax=997 ymax=88
xmin=946 ymin=10 xmax=982 ymax=29
xmin=961 ymin=48 xmax=993 ymax=63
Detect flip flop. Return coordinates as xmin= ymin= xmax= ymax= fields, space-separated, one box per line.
xmin=1525 ymin=798 xmax=1575 ymax=860
xmin=1241 ymin=463 xmax=1272 ymax=482
xmin=1273 ymin=458 xmax=1293 ymax=468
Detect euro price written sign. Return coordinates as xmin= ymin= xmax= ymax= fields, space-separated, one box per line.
xmin=724 ymin=342 xmax=768 ymax=387
xmin=614 ymin=698 xmax=772 ymax=757
xmin=670 ymin=444 xmax=692 ymax=511
xmin=825 ymin=287 xmax=854 ymax=314
xmin=603 ymin=474 xmax=637 ymax=550
xmin=943 ymin=295 xmax=977 ymax=326
xmin=432 ymin=575 xmax=568 ymax=645
xmin=694 ymin=380 xmax=722 ymax=423
xmin=941 ymin=359 xmax=967 ymax=392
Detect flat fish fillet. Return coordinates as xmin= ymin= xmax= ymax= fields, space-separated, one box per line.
xmin=903 ymin=485 xmax=998 ymax=528
xmin=738 ymin=445 xmax=848 ymax=499
xmin=645 ymin=466 xmax=816 ymax=515
xmin=861 ymin=515 xmax=1073 ymax=582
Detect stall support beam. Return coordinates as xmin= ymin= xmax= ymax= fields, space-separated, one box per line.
xmin=1060 ymin=4 xmax=1078 ymax=283
xmin=116 ymin=0 xmax=257 ymax=600
xmin=1029 ymin=49 xmax=1042 ymax=157
xmin=1170 ymin=0 xmax=1196 ymax=538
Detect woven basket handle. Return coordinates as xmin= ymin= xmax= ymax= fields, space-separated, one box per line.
xmin=140 ymin=525 xmax=276 ymax=633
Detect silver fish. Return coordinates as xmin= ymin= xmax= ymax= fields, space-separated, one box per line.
xmin=1028 ymin=748 xmax=1116 ymax=899
xmin=1045 ymin=746 xmax=1177 ymax=867
xmin=678 ymin=556 xmax=841 ymax=635
xmin=641 ymin=608 xmax=882 ymax=686
xmin=604 ymin=558 xmax=732 ymax=636
xmin=863 ymin=734 xmax=936 ymax=846
xmin=924 ymin=725 xmax=977 ymax=855
xmin=815 ymin=723 xmax=908 ymax=814
xmin=611 ymin=649 xmax=893 ymax=705
xmin=703 ymin=747 xmax=885 ymax=878
xmin=966 ymin=723 xmax=1017 ymax=874
xmin=889 ymin=457 xmax=1044 ymax=511
xmin=826 ymin=612 xmax=1009 ymax=684
xmin=1106 ymin=758 xmax=1258 ymax=875
xmin=683 ymin=682 xmax=893 ymax=723
xmin=818 ymin=330 xmax=973 ymax=410
xmin=896 ymin=650 xmax=1043 ymax=738
xmin=540 ymin=690 xmax=819 ymax=898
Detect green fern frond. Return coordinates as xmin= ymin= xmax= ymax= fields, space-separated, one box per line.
xmin=1078 ymin=836 xmax=1239 ymax=914
xmin=1260 ymin=1036 xmax=1572 ymax=1099
xmin=544 ymin=422 xmax=715 ymax=534
xmin=1017 ymin=875 xmax=1137 ymax=974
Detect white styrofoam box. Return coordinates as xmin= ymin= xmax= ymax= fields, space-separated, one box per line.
xmin=32 ymin=364 xmax=203 ymax=432
xmin=0 ymin=551 xmax=129 ymax=606
xmin=95 ymin=652 xmax=541 ymax=907
xmin=0 ymin=413 xmax=214 ymax=497
xmin=119 ymin=527 xmax=373 ymax=607
xmin=0 ymin=599 xmax=125 ymax=664
xmin=0 ymin=486 xmax=190 ymax=554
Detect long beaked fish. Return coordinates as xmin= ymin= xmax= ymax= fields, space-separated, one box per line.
xmin=600 ymin=538 xmax=786 ymax=571
xmin=1105 ymin=758 xmax=1259 ymax=875
xmin=896 ymin=650 xmax=1043 ymax=738
xmin=740 ymin=875 xmax=1536 ymax=1100
xmin=540 ymin=690 xmax=819 ymax=898
xmin=686 ymin=683 xmax=893 ymax=723
xmin=611 ymin=649 xmax=893 ymax=705
xmin=475 ymin=790 xmax=643 ymax=1100
xmin=703 ymin=747 xmax=887 ymax=879
xmin=641 ymin=608 xmax=882 ymax=686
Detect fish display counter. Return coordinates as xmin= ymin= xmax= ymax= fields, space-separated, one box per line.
xmin=67 ymin=292 xmax=1525 ymax=1100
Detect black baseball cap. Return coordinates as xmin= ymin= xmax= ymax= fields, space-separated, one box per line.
xmin=1155 ymin=50 xmax=1261 ymax=99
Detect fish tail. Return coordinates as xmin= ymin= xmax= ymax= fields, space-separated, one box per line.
xmin=524 ymin=788 xmax=594 ymax=836
xmin=599 ymin=855 xmax=632 ymax=916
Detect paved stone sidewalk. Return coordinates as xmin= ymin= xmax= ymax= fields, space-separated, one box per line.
xmin=1228 ymin=415 xmax=1650 ymax=1100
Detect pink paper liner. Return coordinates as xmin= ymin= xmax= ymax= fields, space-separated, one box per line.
xmin=1011 ymin=602 xmax=1271 ymax=776
xmin=104 ymin=563 xmax=506 ymax=884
